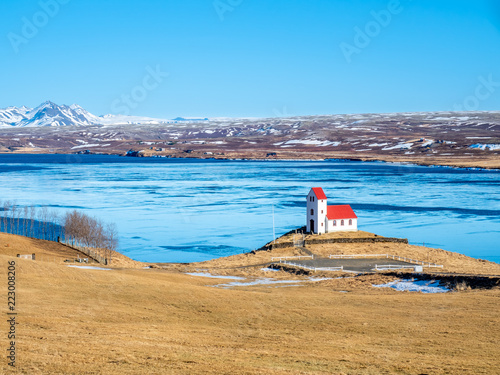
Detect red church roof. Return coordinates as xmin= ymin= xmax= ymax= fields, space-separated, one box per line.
xmin=311 ymin=187 xmax=327 ymax=200
xmin=326 ymin=205 xmax=357 ymax=220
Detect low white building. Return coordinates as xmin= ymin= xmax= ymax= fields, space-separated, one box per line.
xmin=306 ymin=187 xmax=358 ymax=234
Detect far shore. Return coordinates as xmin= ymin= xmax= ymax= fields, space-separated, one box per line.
xmin=1 ymin=151 xmax=500 ymax=170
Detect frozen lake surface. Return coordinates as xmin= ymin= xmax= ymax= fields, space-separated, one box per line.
xmin=0 ymin=154 xmax=499 ymax=263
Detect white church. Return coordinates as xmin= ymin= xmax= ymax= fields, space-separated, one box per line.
xmin=306 ymin=187 xmax=358 ymax=234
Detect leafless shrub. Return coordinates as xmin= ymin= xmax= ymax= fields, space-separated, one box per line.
xmin=63 ymin=210 xmax=119 ymax=264
xmin=455 ymin=280 xmax=469 ymax=291
xmin=0 ymin=202 xmax=118 ymax=264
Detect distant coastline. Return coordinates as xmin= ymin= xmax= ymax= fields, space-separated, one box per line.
xmin=1 ymin=151 xmax=499 ymax=171
xmin=0 ymin=111 xmax=498 ymax=169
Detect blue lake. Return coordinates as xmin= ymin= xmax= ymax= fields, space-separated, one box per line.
xmin=0 ymin=154 xmax=499 ymax=263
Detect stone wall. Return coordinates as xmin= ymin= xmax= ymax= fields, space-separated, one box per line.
xmin=260 ymin=236 xmax=408 ymax=251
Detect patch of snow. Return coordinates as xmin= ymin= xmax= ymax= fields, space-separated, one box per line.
xmin=71 ymin=144 xmax=101 ymax=149
xmin=186 ymin=272 xmax=245 ymax=280
xmin=284 ymin=140 xmax=341 ymax=147
xmin=469 ymin=144 xmax=500 ymax=151
xmin=382 ymin=143 xmax=413 ymax=151
xmin=216 ymin=278 xmax=302 ymax=288
xmin=261 ymin=268 xmax=280 ymax=272
xmin=421 ymin=140 xmax=434 ymax=147
xmin=373 ymin=279 xmax=449 ymax=293
xmin=309 ymin=277 xmax=332 ymax=282
xmin=368 ymin=143 xmax=388 ymax=147
xmin=67 ymin=266 xmax=112 ymax=270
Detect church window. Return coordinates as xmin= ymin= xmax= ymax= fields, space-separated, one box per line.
xmin=341 ymin=220 xmax=344 ymax=226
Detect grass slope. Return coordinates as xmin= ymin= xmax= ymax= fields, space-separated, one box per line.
xmin=0 ymin=233 xmax=499 ymax=374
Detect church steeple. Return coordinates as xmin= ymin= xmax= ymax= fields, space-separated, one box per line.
xmin=306 ymin=187 xmax=328 ymax=234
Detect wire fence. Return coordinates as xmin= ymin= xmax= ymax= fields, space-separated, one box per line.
xmin=271 ymin=255 xmax=314 ymax=261
xmin=329 ymin=253 xmax=443 ymax=268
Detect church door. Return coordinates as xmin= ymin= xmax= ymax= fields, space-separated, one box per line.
xmin=310 ymin=219 xmax=315 ymax=233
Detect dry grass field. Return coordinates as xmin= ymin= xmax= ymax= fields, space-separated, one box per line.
xmin=0 ymin=233 xmax=499 ymax=374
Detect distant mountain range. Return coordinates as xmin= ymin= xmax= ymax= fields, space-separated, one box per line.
xmin=0 ymin=101 xmax=208 ymax=127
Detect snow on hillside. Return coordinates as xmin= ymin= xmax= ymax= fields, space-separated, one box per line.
xmin=98 ymin=114 xmax=175 ymax=125
xmin=469 ymin=143 xmax=500 ymax=151
xmin=0 ymin=105 xmax=31 ymax=126
xmin=0 ymin=101 xmax=176 ymax=127
xmin=16 ymin=101 xmax=102 ymax=127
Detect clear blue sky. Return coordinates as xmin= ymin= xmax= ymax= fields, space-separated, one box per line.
xmin=1 ymin=0 xmax=499 ymax=118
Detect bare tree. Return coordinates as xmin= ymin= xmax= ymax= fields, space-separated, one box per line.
xmin=29 ymin=205 xmax=36 ymax=238
xmin=0 ymin=199 xmax=3 ymax=233
xmin=39 ymin=206 xmax=49 ymax=240
xmin=22 ymin=206 xmax=29 ymax=237
xmin=62 ymin=210 xmax=119 ymax=263
xmin=9 ymin=202 xmax=17 ymax=235
xmin=104 ymin=223 xmax=119 ymax=265
xmin=1 ymin=201 xmax=11 ymax=234
xmin=46 ymin=209 xmax=59 ymax=241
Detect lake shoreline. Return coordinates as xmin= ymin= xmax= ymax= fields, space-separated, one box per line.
xmin=1 ymin=154 xmax=498 ymax=264
xmin=1 ymin=151 xmax=500 ymax=170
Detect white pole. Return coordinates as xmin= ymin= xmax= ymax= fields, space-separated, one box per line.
xmin=272 ymin=205 xmax=276 ymax=244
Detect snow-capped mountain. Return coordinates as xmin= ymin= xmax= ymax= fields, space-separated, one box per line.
xmin=0 ymin=101 xmax=174 ymax=127
xmin=15 ymin=101 xmax=102 ymax=127
xmin=0 ymin=105 xmax=31 ymax=125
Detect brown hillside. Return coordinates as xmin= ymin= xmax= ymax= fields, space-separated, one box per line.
xmin=0 ymin=250 xmax=499 ymax=374
xmin=0 ymin=233 xmax=144 ymax=268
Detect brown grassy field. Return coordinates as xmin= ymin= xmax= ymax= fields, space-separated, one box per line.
xmin=0 ymin=233 xmax=499 ymax=374
xmin=0 ymin=233 xmax=144 ymax=268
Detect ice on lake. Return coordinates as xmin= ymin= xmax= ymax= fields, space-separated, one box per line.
xmin=1 ymin=155 xmax=499 ymax=263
